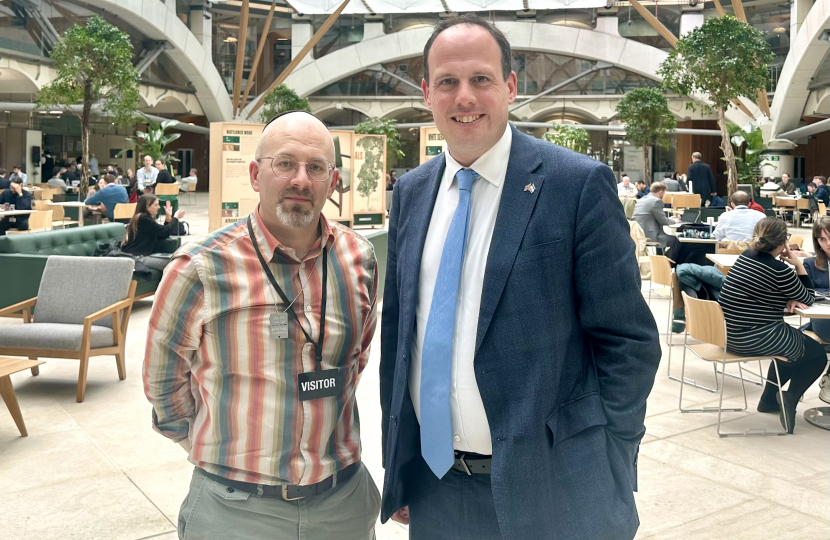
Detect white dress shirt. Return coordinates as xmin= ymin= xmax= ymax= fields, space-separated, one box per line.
xmin=712 ymin=205 xmax=766 ymax=241
xmin=409 ymin=124 xmax=512 ymax=456
xmin=136 ymin=166 xmax=158 ymax=190
xmin=617 ymin=183 xmax=636 ymax=196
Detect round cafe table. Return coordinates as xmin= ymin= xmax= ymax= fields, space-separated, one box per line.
xmin=793 ymin=305 xmax=830 ymax=430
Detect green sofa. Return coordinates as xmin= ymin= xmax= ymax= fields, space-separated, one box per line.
xmin=0 ymin=223 xmax=180 ymax=311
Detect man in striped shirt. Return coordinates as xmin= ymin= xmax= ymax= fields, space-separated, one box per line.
xmin=144 ymin=111 xmax=381 ymax=539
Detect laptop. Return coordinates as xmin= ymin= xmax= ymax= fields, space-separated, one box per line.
xmin=680 ymin=209 xmax=700 ymax=223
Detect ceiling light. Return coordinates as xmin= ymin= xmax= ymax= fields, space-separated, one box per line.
xmin=773 ymin=26 xmax=787 ymax=34
xmin=224 ymin=36 xmax=237 ymax=43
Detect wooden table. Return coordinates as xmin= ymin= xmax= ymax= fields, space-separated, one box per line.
xmin=0 ymin=357 xmax=45 ymax=436
xmin=706 ymin=253 xmax=740 ymax=273
xmin=791 ymin=306 xmax=830 ymax=431
xmin=51 ymin=201 xmax=89 ymax=226
xmin=0 ymin=209 xmax=35 ymax=218
xmin=677 ymin=237 xmax=718 ymax=244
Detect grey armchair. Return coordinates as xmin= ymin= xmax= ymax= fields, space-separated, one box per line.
xmin=0 ymin=255 xmax=137 ymax=402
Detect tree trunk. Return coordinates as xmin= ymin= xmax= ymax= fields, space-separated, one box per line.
xmin=643 ymin=145 xmax=651 ymax=186
xmin=718 ymin=104 xmax=738 ymax=197
xmin=81 ymin=83 xmax=92 ymax=199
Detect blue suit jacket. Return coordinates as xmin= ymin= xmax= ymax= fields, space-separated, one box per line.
xmin=380 ymin=126 xmax=661 ymax=540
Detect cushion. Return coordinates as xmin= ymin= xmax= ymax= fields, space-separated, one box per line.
xmin=0 ymin=223 xmax=126 ymax=256
xmin=35 ymin=256 xmax=135 ymax=328
xmin=0 ymin=323 xmax=115 ymax=350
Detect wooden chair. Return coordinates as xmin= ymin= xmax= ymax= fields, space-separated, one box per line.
xmin=33 ymin=188 xmax=55 ymax=201
xmin=33 ymin=200 xmax=51 ymax=211
xmin=47 ymin=203 xmax=80 ymax=229
xmin=790 ymin=235 xmax=804 ymax=248
xmin=154 ymin=183 xmax=180 ymax=196
xmin=671 ymin=193 xmax=701 ymax=211
xmin=817 ymin=202 xmax=827 ymax=223
xmin=7 ymin=210 xmax=53 ymax=234
xmin=775 ymin=198 xmax=796 ymax=223
xmin=0 ymin=256 xmax=138 ymax=402
xmin=679 ymin=292 xmax=790 ymax=437
xmin=648 ymin=255 xmax=686 ymax=384
xmin=113 ymin=203 xmax=137 ymax=224
xmin=0 ymin=357 xmax=46 ymax=436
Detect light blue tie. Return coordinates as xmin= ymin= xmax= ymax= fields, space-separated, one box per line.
xmin=420 ymin=168 xmax=478 ymax=479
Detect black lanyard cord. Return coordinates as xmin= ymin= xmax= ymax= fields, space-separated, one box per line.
xmin=248 ymin=216 xmax=328 ymax=370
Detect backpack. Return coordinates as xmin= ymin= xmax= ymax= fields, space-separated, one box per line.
xmin=176 ymin=220 xmax=189 ymax=236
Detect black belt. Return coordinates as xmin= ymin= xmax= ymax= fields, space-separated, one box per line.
xmin=451 ymin=452 xmax=492 ymax=475
xmin=199 ymin=461 xmax=360 ymax=501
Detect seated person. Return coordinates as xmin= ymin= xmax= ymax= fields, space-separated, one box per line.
xmin=803 ymin=217 xmax=830 ymax=403
xmin=677 ymin=174 xmax=688 ymax=192
xmin=617 ymin=175 xmax=636 ymax=196
xmin=713 ymin=191 xmax=766 ymax=241
xmin=9 ymin=165 xmax=27 ymax=185
xmin=65 ymin=163 xmax=82 ymax=186
xmin=719 ymin=217 xmax=826 ymax=432
xmin=662 ymin=173 xmax=681 ymax=192
xmin=180 ymin=168 xmax=198 ymax=193
xmin=813 ymin=176 xmax=830 ymax=206
xmin=0 ymin=177 xmax=33 ymax=235
xmin=48 ymin=169 xmax=69 ymax=193
xmin=747 ymin=198 xmax=765 ymax=213
xmin=632 ymin=181 xmax=680 ymax=250
xmin=0 ymin=168 xmax=9 ymax=190
xmin=780 ymin=173 xmax=797 ymax=196
xmin=760 ymin=177 xmax=783 ymax=196
xmin=635 ymin=180 xmax=649 ymax=199
xmin=154 ymin=160 xmax=175 ymax=184
xmin=83 ymin=174 xmax=129 ymax=222
xmin=121 ymin=194 xmax=185 ymax=270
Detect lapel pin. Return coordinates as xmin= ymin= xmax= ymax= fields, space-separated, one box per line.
xmin=524 ymin=183 xmax=536 ymax=194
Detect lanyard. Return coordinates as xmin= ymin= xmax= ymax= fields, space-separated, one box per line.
xmin=247 ymin=216 xmax=328 ymax=371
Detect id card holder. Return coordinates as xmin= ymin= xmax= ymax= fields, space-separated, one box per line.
xmin=270 ymin=312 xmax=288 ymax=340
xmin=298 ymin=368 xmax=342 ymax=401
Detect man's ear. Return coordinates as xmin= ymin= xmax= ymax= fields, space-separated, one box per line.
xmin=327 ymin=169 xmax=339 ymax=199
xmin=250 ymin=160 xmax=261 ymax=193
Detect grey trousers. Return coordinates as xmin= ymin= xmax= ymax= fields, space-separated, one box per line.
xmin=178 ymin=463 xmax=380 ymax=540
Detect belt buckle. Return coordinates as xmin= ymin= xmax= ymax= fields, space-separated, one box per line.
xmin=281 ymin=485 xmax=304 ymax=502
xmin=457 ymin=453 xmax=472 ymax=476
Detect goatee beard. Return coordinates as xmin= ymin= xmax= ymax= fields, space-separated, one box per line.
xmin=276 ymin=187 xmax=316 ymax=228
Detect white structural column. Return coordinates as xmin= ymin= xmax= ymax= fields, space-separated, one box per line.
xmin=791 ymin=0 xmax=815 ymax=40
xmin=190 ymin=1 xmax=212 ymax=58
xmin=679 ymin=4 xmax=704 ymax=36
xmin=82 ymin=0 xmax=232 ymax=122
xmin=292 ymin=16 xmax=315 ymax=68
xmin=770 ymin=0 xmax=830 ymax=138
xmin=594 ymin=12 xmax=620 ymax=37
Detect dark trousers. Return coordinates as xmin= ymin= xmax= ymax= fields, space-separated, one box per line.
xmin=408 ymin=455 xmax=502 ymax=540
xmin=0 ymin=217 xmax=28 ymax=235
xmin=762 ymin=335 xmax=828 ymax=402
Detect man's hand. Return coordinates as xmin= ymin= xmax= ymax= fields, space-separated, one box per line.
xmin=391 ymin=506 xmax=410 ymax=525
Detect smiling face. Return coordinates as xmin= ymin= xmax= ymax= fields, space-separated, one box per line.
xmin=422 ymin=24 xmax=517 ymax=167
xmin=250 ymin=113 xmax=338 ymax=231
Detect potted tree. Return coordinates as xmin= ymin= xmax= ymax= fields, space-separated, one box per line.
xmin=615 ymin=88 xmax=677 ymax=185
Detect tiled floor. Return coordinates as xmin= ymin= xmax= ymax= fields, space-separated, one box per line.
xmin=1 ymin=195 xmax=827 ymax=539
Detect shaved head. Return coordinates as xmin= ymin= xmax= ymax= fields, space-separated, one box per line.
xmin=255 ymin=112 xmax=334 ymax=162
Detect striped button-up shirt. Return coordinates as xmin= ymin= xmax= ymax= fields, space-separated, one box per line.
xmin=143 ymin=209 xmax=377 ymax=486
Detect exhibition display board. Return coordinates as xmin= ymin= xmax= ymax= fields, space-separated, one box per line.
xmin=420 ymin=126 xmax=447 ymax=165
xmin=209 ymin=122 xmax=376 ymax=231
xmin=351 ymin=133 xmax=386 ymax=227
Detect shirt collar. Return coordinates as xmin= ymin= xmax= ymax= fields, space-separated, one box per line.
xmin=253 ymin=206 xmax=335 ymax=263
xmin=734 ymin=205 xmax=748 ymax=210
xmin=443 ymin=123 xmax=513 ymax=190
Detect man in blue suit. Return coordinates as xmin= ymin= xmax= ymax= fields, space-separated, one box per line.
xmin=380 ymin=14 xmax=661 ymax=540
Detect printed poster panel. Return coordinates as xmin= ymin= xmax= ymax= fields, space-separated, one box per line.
xmin=325 ymin=130 xmax=353 ymax=226
xmin=218 ymin=123 xmax=263 ymax=229
xmin=420 ymin=126 xmax=447 ymax=165
xmin=350 ymin=134 xmax=386 ymax=227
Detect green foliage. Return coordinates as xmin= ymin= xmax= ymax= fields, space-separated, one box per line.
xmin=355 ymin=136 xmax=383 ymax=211
xmin=615 ymin=88 xmax=676 ymax=151
xmin=122 ymin=114 xmax=182 ymax=167
xmin=355 ymin=117 xmax=405 ymax=160
xmin=724 ymin=121 xmax=776 ymax=183
xmin=36 ymin=16 xmax=139 ymax=193
xmin=616 ymin=88 xmax=677 ymax=184
xmin=542 ymin=125 xmax=590 ymax=154
xmin=657 ymin=15 xmax=774 ymax=115
xmin=259 ymin=85 xmax=311 ymax=123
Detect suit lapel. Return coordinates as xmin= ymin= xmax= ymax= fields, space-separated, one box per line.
xmin=400 ymin=155 xmax=446 ymax=354
xmin=475 ymin=129 xmax=544 ymax=354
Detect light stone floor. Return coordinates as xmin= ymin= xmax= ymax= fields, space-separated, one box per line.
xmin=1 ymin=193 xmax=828 ymax=539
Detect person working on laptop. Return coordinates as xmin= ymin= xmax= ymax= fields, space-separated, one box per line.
xmin=713 ymin=192 xmax=766 ymax=241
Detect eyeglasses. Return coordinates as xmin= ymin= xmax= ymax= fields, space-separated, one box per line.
xmin=258 ymin=155 xmax=334 ymax=182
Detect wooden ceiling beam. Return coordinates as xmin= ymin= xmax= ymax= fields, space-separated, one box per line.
xmin=628 ymin=0 xmax=678 ymax=47
xmin=232 ymin=0 xmax=251 ymax=116
xmin=239 ymin=0 xmax=277 ymax=113
xmin=247 ymin=0 xmax=352 ymax=120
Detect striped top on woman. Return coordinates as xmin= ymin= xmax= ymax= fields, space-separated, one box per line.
xmin=143 ymin=209 xmax=377 ymax=486
xmin=719 ymin=250 xmax=814 ymax=359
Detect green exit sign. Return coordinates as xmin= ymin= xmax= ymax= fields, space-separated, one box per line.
xmin=223 ymin=136 xmax=240 ymax=143
xmin=768 ymin=155 xmax=780 ymax=161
